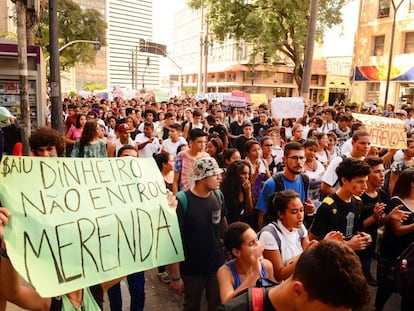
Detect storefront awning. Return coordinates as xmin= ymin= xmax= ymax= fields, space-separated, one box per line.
xmin=354 ymin=66 xmax=414 ymax=82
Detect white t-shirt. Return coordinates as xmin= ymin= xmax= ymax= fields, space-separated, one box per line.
xmin=322 ymin=153 xmax=349 ymax=187
xmin=259 ymin=220 xmax=307 ymax=265
xmin=340 ymin=138 xmax=352 ymax=155
xmin=161 ymin=136 xmax=187 ymax=157
xmin=135 ymin=134 xmax=161 ymax=158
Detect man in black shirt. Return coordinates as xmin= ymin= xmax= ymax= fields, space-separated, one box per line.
xmin=170 ymin=158 xmax=228 ymax=311
xmin=309 ymin=158 xmax=373 ymax=251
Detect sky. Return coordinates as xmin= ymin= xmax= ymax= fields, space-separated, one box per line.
xmin=152 ymin=0 xmax=359 ymax=75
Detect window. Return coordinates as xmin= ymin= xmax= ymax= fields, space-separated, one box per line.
xmin=378 ymin=0 xmax=390 ymax=18
xmin=283 ymin=73 xmax=293 ymax=83
xmin=373 ymin=35 xmax=385 ymax=56
xmin=368 ymin=83 xmax=381 ymax=92
xmin=404 ymin=32 xmax=414 ymax=53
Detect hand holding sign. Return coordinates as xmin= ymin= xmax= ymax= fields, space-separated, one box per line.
xmin=0 ymin=156 xmax=184 ymax=297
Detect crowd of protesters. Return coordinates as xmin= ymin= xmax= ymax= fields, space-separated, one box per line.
xmin=1 ymin=94 xmax=414 ymax=311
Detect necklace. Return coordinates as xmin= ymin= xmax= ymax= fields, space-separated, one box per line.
xmin=305 ymin=160 xmax=317 ymax=172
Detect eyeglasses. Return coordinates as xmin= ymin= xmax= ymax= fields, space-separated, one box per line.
xmin=287 ymin=156 xmax=305 ymax=161
xmin=264 ymin=144 xmax=273 ymax=147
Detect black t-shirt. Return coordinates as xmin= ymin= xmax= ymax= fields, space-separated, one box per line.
xmin=253 ymin=122 xmax=271 ymax=139
xmin=229 ymin=121 xmax=244 ymax=137
xmin=360 ymin=189 xmax=387 ymax=236
xmin=209 ymin=124 xmax=228 ymax=145
xmin=380 ymin=197 xmax=414 ymax=260
xmin=177 ymin=190 xmax=227 ymax=276
xmin=310 ymin=193 xmax=363 ymax=240
xmin=234 ymin=136 xmax=256 ymax=158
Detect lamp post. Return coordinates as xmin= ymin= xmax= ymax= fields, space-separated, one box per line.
xmin=384 ymin=0 xmax=405 ymax=108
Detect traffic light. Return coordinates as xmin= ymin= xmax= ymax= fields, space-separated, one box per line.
xmin=93 ymin=36 xmax=101 ymax=51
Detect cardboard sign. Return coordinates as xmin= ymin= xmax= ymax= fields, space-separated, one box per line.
xmin=250 ymin=94 xmax=268 ymax=106
xmin=271 ymin=97 xmax=304 ymax=119
xmin=352 ymin=113 xmax=407 ymax=149
xmin=0 ymin=156 xmax=184 ymax=297
xmin=222 ymin=95 xmax=247 ymax=108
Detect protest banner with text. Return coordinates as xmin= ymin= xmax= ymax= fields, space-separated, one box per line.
xmin=0 ymin=156 xmax=184 ymax=297
xmin=352 ymin=113 xmax=407 ymax=149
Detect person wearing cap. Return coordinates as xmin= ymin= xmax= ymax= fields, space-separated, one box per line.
xmin=107 ymin=123 xmax=135 ymax=157
xmin=170 ymin=157 xmax=228 ymax=311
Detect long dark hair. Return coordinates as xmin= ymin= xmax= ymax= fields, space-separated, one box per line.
xmin=221 ymin=160 xmax=251 ymax=207
xmin=393 ymin=168 xmax=414 ymax=198
xmin=80 ymin=120 xmax=98 ymax=145
xmin=264 ymin=190 xmax=300 ymax=225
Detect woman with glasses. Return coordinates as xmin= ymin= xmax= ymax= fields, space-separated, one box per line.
xmin=261 ymin=136 xmax=278 ymax=174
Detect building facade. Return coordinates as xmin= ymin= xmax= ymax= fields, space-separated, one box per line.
xmin=173 ymin=6 xmax=327 ymax=102
xmin=351 ymin=0 xmax=414 ymax=106
xmin=72 ymin=0 xmax=160 ymax=91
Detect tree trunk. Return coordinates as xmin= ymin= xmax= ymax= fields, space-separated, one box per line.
xmin=16 ymin=0 xmax=31 ymax=156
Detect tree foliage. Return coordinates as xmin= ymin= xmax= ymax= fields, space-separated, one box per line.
xmin=187 ymin=0 xmax=348 ymax=89
xmin=34 ymin=0 xmax=107 ymax=71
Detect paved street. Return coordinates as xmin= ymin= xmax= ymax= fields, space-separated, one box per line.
xmin=5 ymin=264 xmax=400 ymax=310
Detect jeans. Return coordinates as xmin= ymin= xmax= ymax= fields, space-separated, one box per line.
xmin=182 ymin=274 xmax=220 ymax=311
xmin=107 ymin=271 xmax=145 ymax=311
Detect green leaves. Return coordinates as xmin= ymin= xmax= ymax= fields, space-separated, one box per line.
xmin=188 ymin=0 xmax=347 ymax=89
xmin=34 ymin=0 xmax=107 ymax=71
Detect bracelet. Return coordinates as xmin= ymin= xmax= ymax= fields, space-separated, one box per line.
xmin=0 ymin=247 xmax=9 ymax=259
xmin=171 ymin=275 xmax=181 ymax=281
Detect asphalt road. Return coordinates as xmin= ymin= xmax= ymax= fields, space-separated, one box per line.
xmin=6 ymin=265 xmax=400 ymax=311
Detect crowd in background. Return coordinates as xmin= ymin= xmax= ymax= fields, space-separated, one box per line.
xmin=1 ymin=94 xmax=414 ymax=311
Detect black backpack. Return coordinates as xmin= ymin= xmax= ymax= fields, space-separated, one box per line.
xmin=216 ymin=278 xmax=278 ymax=311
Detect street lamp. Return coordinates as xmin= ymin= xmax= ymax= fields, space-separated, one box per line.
xmin=384 ymin=0 xmax=405 ymax=108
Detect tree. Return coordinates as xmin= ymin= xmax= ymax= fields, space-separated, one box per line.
xmin=188 ymin=0 xmax=348 ymax=90
xmin=34 ymin=0 xmax=106 ymax=71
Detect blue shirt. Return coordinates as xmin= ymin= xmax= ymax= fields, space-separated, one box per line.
xmin=255 ymin=174 xmax=306 ymax=212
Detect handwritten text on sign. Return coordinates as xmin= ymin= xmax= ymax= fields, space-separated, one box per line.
xmin=352 ymin=113 xmax=407 ymax=149
xmin=0 ymin=156 xmax=184 ymax=297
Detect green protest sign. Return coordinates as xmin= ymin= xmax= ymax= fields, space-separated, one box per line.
xmin=0 ymin=156 xmax=184 ymax=297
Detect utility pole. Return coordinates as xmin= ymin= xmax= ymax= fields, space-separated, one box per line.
xmin=384 ymin=0 xmax=405 ymax=108
xmin=197 ymin=6 xmax=204 ymax=95
xmin=300 ymin=0 xmax=319 ymax=101
xmin=49 ymin=0 xmax=63 ymax=134
xmin=203 ymin=12 xmax=209 ymax=94
xmin=16 ymin=0 xmax=30 ymax=156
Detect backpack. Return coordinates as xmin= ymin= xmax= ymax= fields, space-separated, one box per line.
xmin=395 ymin=242 xmax=414 ymax=294
xmin=216 ymin=279 xmax=279 ymax=311
xmin=259 ymin=221 xmax=305 ymax=251
xmin=176 ymin=189 xmax=224 ymax=215
xmin=272 ymin=172 xmax=309 ymax=199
